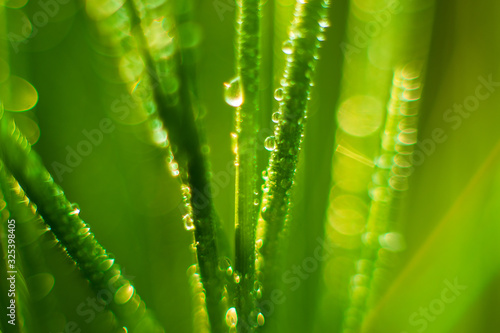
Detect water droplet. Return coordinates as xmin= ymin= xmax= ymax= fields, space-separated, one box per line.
xmin=319 ymin=18 xmax=330 ymax=28
xmin=317 ymin=33 xmax=326 ymax=42
xmin=227 ymin=266 xmax=233 ymax=276
xmin=99 ymin=258 xmax=115 ymax=271
xmin=257 ymin=313 xmax=265 ymax=326
xmin=69 ymin=203 xmax=80 ymax=216
xmin=234 ymin=274 xmax=241 ymax=284
xmin=226 ymin=307 xmax=238 ymax=327
xmin=389 ymin=175 xmax=408 ymax=191
xmin=114 ymin=283 xmax=135 ymax=305
xmin=398 ymin=128 xmax=418 ymax=145
xmin=169 ymin=161 xmax=180 ymax=177
xmin=264 ymin=137 xmax=276 ymax=151
xmin=274 ymin=88 xmax=284 ymax=101
xmin=183 ymin=214 xmax=194 ymax=231
xmin=256 ymin=239 xmax=263 ymax=249
xmin=0 ymin=76 xmax=39 ymax=112
xmin=379 ymin=232 xmax=405 ymax=252
xmin=224 ymin=77 xmax=243 ymax=107
xmin=272 ymin=112 xmax=281 ymax=123
xmin=282 ymin=40 xmax=293 ymax=55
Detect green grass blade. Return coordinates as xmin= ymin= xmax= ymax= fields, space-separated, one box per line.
xmin=0 ymin=169 xmax=65 ymax=333
xmin=340 ymin=66 xmax=424 ymax=333
xmin=255 ymin=0 xmax=330 ymax=330
xmin=232 ymin=0 xmax=262 ymax=331
xmin=84 ymin=1 xmax=230 ymax=330
xmin=0 ymin=112 xmax=164 ymax=333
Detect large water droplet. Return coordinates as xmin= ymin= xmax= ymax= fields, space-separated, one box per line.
xmin=114 ymin=283 xmax=135 ymax=305
xmin=257 ymin=313 xmax=265 ymax=326
xmin=274 ymin=88 xmax=284 ymax=101
xmin=282 ymin=40 xmax=293 ymax=55
xmin=0 ymin=76 xmax=39 ymax=112
xmin=256 ymin=239 xmax=263 ymax=249
xmin=264 ymin=137 xmax=276 ymax=151
xmin=226 ymin=307 xmax=238 ymax=327
xmin=224 ymin=77 xmax=243 ymax=107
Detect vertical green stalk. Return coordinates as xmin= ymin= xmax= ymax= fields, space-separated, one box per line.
xmin=0 ymin=112 xmax=164 ymax=333
xmin=340 ymin=67 xmax=423 ymax=333
xmin=0 ymin=169 xmax=62 ymax=333
xmin=256 ymin=0 xmax=330 ymax=330
xmin=86 ymin=1 xmax=230 ymax=330
xmin=234 ymin=0 xmax=262 ymax=331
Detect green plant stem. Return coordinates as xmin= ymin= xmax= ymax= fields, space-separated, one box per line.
xmin=234 ymin=0 xmax=262 ymax=331
xmin=0 ymin=113 xmax=164 ymax=333
xmin=256 ymin=0 xmax=330 ymax=330
xmin=0 ymin=170 xmax=63 ymax=333
xmin=340 ymin=69 xmax=423 ymax=333
xmin=123 ymin=2 xmax=229 ymax=330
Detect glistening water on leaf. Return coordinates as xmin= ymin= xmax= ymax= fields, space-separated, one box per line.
xmin=232 ymin=0 xmax=262 ymax=331
xmin=0 ymin=112 xmax=164 ymax=332
xmin=340 ymin=66 xmax=424 ymax=333
xmin=84 ymin=0 xmax=229 ymax=330
xmin=254 ymin=0 xmax=331 ymax=331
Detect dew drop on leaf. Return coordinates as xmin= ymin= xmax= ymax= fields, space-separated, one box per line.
xmin=282 ymin=40 xmax=293 ymax=55
xmin=114 ymin=283 xmax=135 ymax=305
xmin=264 ymin=136 xmax=276 ymax=151
xmin=169 ymin=161 xmax=180 ymax=177
xmin=0 ymin=76 xmax=39 ymax=112
xmin=183 ymin=214 xmax=194 ymax=230
xmin=272 ymin=112 xmax=281 ymax=124
xmin=224 ymin=77 xmax=243 ymax=107
xmin=99 ymin=258 xmax=115 ymax=272
xmin=69 ymin=203 xmax=80 ymax=216
xmin=226 ymin=307 xmax=238 ymax=327
xmin=257 ymin=313 xmax=265 ymax=326
xmin=274 ymin=88 xmax=284 ymax=101
xmin=256 ymin=239 xmax=263 ymax=249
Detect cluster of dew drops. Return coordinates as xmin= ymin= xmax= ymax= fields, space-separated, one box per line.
xmin=223 ymin=15 xmax=330 ymax=155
